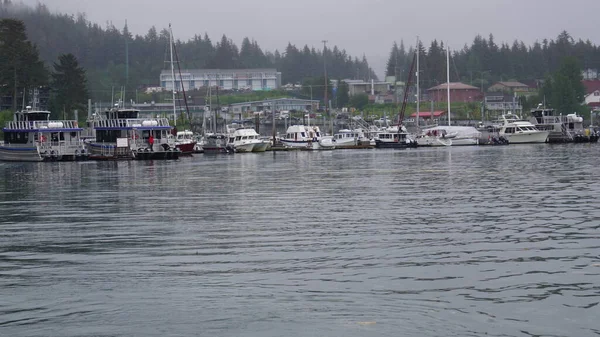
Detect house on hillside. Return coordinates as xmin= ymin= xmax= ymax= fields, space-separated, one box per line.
xmin=488 ymin=81 xmax=534 ymax=95
xmin=585 ymin=90 xmax=600 ymax=109
xmin=427 ymin=82 xmax=481 ymax=103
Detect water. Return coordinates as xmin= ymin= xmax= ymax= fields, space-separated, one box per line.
xmin=1 ymin=145 xmax=599 ymax=337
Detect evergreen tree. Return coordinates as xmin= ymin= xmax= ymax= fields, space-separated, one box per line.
xmin=542 ymin=56 xmax=585 ymax=113
xmin=51 ymin=53 xmax=88 ymax=119
xmin=336 ymin=80 xmax=350 ymax=108
xmin=0 ymin=18 xmax=47 ymax=110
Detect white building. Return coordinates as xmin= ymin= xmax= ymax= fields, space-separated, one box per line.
xmin=584 ymin=90 xmax=600 ymax=106
xmin=160 ymin=68 xmax=282 ymax=91
xmin=582 ymin=69 xmax=598 ymax=80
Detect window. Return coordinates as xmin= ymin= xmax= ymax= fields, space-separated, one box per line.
xmin=595 ymin=91 xmax=600 ymax=96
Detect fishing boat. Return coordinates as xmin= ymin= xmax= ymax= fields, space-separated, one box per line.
xmin=374 ymin=125 xmax=418 ymax=148
xmin=203 ymin=133 xmax=234 ymax=154
xmin=0 ymin=106 xmax=88 ymax=162
xmin=85 ymin=108 xmax=180 ymax=160
xmin=174 ymin=129 xmax=197 ymax=154
xmin=280 ymin=125 xmax=335 ymax=150
xmin=332 ymin=128 xmax=371 ymax=148
xmin=225 ymin=126 xmax=269 ymax=153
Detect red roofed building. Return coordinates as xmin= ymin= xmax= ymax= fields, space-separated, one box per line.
xmin=583 ymin=80 xmax=600 ymax=95
xmin=409 ymin=111 xmax=446 ymax=120
xmin=427 ymin=82 xmax=482 ymax=103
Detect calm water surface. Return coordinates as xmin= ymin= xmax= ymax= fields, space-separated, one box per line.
xmin=1 ymin=145 xmax=599 ymax=337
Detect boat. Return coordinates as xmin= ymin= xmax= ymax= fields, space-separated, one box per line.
xmin=332 ymin=128 xmax=371 ymax=148
xmin=85 ymin=108 xmax=180 ymax=160
xmin=174 ymin=129 xmax=197 ymax=154
xmin=0 ymin=106 xmax=88 ymax=162
xmin=225 ymin=126 xmax=269 ymax=153
xmin=374 ymin=125 xmax=418 ymax=148
xmin=497 ymin=113 xmax=549 ymax=144
xmin=203 ymin=133 xmax=234 ymax=154
xmin=529 ymin=107 xmax=599 ymax=143
xmin=280 ymin=125 xmax=334 ymax=150
xmin=419 ymin=126 xmax=481 ymax=146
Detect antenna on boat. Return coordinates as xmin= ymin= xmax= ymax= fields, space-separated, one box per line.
xmin=446 ymin=42 xmax=451 ymax=126
xmin=416 ymin=36 xmax=420 ymax=131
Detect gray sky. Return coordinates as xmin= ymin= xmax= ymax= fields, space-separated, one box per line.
xmin=21 ymin=0 xmax=600 ymax=79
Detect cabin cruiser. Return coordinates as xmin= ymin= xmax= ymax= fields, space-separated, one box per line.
xmin=226 ymin=126 xmax=269 ymax=153
xmin=529 ymin=108 xmax=599 ymax=143
xmin=85 ymin=108 xmax=180 ymax=160
xmin=280 ymin=125 xmax=335 ymax=150
xmin=498 ymin=113 xmax=549 ymax=144
xmin=174 ymin=130 xmax=197 ymax=154
xmin=333 ymin=128 xmax=371 ymax=148
xmin=374 ymin=125 xmax=417 ymax=149
xmin=418 ymin=126 xmax=481 ymax=146
xmin=0 ymin=106 xmax=88 ymax=162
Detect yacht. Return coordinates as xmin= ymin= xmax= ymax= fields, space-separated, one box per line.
xmin=226 ymin=126 xmax=268 ymax=153
xmin=374 ymin=125 xmax=418 ymax=149
xmin=333 ymin=128 xmax=372 ymax=148
xmin=498 ymin=113 xmax=549 ymax=144
xmin=280 ymin=125 xmax=335 ymax=150
xmin=0 ymin=106 xmax=88 ymax=162
xmin=85 ymin=108 xmax=180 ymax=160
xmin=529 ymin=108 xmax=599 ymax=143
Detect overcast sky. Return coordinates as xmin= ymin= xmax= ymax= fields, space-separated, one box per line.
xmin=20 ymin=0 xmax=600 ymax=78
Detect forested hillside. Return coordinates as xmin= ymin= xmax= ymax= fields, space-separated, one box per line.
xmin=0 ymin=1 xmax=377 ymax=101
xmin=385 ymin=32 xmax=600 ymax=89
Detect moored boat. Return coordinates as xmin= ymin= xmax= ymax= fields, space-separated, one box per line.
xmin=0 ymin=107 xmax=88 ymax=162
xmin=498 ymin=113 xmax=549 ymax=144
xmin=174 ymin=130 xmax=197 ymax=154
xmin=85 ymin=108 xmax=180 ymax=160
xmin=280 ymin=125 xmax=333 ymax=150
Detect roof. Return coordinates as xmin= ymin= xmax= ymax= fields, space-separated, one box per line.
xmin=410 ymin=111 xmax=446 ymax=118
xmin=427 ymin=82 xmax=479 ymax=91
xmin=583 ymin=80 xmax=600 ymax=94
xmin=160 ymin=68 xmax=279 ymax=75
xmin=494 ymin=81 xmax=528 ymax=88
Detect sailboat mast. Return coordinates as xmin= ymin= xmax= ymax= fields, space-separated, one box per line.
xmin=169 ymin=23 xmax=177 ymax=127
xmin=447 ymin=43 xmax=451 ymax=126
xmin=416 ymin=36 xmax=420 ymax=129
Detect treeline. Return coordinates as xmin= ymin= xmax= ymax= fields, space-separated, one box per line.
xmin=386 ymin=32 xmax=600 ymax=89
xmin=0 ymin=1 xmax=377 ymax=101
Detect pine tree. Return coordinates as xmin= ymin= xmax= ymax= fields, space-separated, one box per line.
xmin=51 ymin=53 xmax=88 ymax=120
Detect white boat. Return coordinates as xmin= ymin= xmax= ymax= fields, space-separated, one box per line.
xmin=0 ymin=107 xmax=88 ymax=162
xmin=419 ymin=126 xmax=480 ymax=146
xmin=374 ymin=125 xmax=418 ymax=148
xmin=280 ymin=125 xmax=333 ymax=150
xmin=333 ymin=128 xmax=371 ymax=148
xmin=498 ymin=113 xmax=549 ymax=144
xmin=85 ymin=108 xmax=180 ymax=160
xmin=529 ymin=107 xmax=599 ymax=143
xmin=226 ymin=126 xmax=268 ymax=153
xmin=203 ymin=133 xmax=234 ymax=154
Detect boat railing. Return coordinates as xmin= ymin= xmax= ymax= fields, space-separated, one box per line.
xmin=91 ymin=118 xmax=171 ymax=128
xmin=5 ymin=120 xmax=80 ymax=130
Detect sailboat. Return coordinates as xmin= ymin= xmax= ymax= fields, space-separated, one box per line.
xmin=417 ymin=42 xmax=480 ymax=146
xmin=168 ymin=24 xmax=197 ymax=154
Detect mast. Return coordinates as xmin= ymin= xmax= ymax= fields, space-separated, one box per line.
xmin=416 ymin=36 xmax=420 ymax=130
xmin=447 ymin=43 xmax=451 ymax=126
xmin=169 ymin=23 xmax=177 ymax=126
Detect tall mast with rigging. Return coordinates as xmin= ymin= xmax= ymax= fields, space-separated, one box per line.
xmin=169 ymin=23 xmax=177 ymax=127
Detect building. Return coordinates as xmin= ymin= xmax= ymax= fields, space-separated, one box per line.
xmin=228 ymin=98 xmax=320 ymax=115
xmin=160 ymin=68 xmax=282 ymax=91
xmin=484 ymin=93 xmax=522 ymax=116
xmin=488 ymin=81 xmax=534 ymax=95
xmin=584 ymin=90 xmax=600 ymax=108
xmin=345 ymin=80 xmax=391 ymax=96
xmin=427 ymin=82 xmax=482 ymax=103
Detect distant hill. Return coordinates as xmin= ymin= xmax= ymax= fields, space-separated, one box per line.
xmin=0 ymin=1 xmax=378 ymax=101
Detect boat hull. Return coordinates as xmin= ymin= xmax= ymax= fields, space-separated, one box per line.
xmin=281 ymin=140 xmax=321 ymax=150
xmin=375 ymin=140 xmax=418 ymax=149
xmin=176 ymin=142 xmax=196 ymax=154
xmin=503 ymin=131 xmax=549 ymax=144
xmin=234 ymin=143 xmax=255 ymax=153
xmin=0 ymin=146 xmax=42 ymax=162
xmin=252 ymin=142 xmax=269 ymax=152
